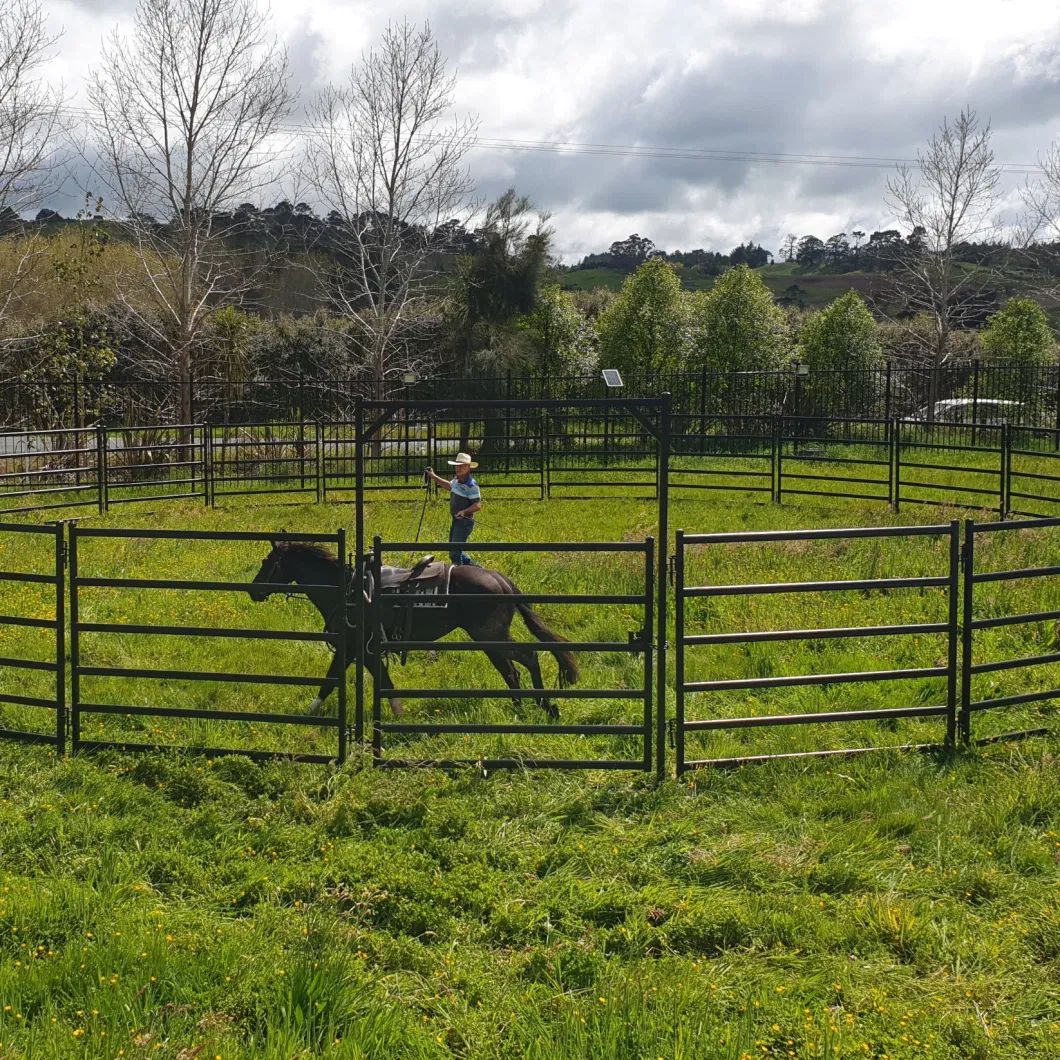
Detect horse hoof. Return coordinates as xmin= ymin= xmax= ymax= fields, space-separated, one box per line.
xmin=544 ymin=703 xmax=559 ymax=722
xmin=390 ymin=699 xmax=405 ymax=716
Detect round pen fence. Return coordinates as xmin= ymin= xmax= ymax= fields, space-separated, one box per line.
xmin=673 ymin=524 xmax=961 ymax=773
xmin=895 ymin=421 xmax=1006 ymax=516
xmin=68 ymin=526 xmax=348 ymax=763
xmin=364 ymin=538 xmax=657 ymax=773
xmin=960 ymin=516 xmax=1060 ymax=743
xmin=0 ymin=521 xmax=65 ymax=752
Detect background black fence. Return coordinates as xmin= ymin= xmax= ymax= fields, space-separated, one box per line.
xmin=0 ymin=521 xmax=65 ymax=752
xmin=7 ymin=410 xmax=1060 ymax=520
xmin=6 ymin=362 xmax=1060 ymax=432
xmin=68 ymin=526 xmax=348 ymax=762
xmin=366 ymin=538 xmax=656 ymax=772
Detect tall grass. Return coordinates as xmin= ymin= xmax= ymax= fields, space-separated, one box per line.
xmin=0 ymin=493 xmax=1058 ymax=1057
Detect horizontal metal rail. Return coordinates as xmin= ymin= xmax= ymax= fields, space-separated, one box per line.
xmin=682 ymin=524 xmax=951 ymax=544
xmin=682 ymin=705 xmax=947 ymax=729
xmin=383 ymin=639 xmax=641 ymax=652
xmin=684 ymin=576 xmax=949 ymax=597
xmin=77 ymin=621 xmax=336 ymax=642
xmin=684 ymin=621 xmax=950 ymax=645
xmin=76 ymin=702 xmax=339 ymax=726
xmin=684 ymin=666 xmax=947 ymax=692
xmin=77 ymin=665 xmax=323 ymax=686
xmin=380 ymin=722 xmax=642 ymax=735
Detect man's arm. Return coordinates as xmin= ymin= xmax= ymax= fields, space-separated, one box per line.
xmin=455 ymin=499 xmax=482 ymax=519
xmin=425 ymin=467 xmax=452 ymax=492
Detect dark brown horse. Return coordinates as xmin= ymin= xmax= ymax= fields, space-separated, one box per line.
xmin=248 ymin=542 xmax=579 ymax=718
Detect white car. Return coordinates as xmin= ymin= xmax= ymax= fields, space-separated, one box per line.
xmin=910 ymin=398 xmax=1023 ymax=425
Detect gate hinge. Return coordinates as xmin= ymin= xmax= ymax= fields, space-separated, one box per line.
xmin=667 ymin=719 xmax=676 ymax=749
xmin=667 ymin=554 xmax=676 ymax=587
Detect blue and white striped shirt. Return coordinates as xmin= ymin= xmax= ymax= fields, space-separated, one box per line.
xmin=449 ymin=475 xmax=481 ymax=518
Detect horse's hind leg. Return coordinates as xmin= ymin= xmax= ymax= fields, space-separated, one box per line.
xmin=483 ymin=649 xmax=523 ymax=709
xmin=518 ymin=647 xmax=557 ymax=721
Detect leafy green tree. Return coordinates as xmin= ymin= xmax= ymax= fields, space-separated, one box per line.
xmin=688 ymin=264 xmax=789 ymax=372
xmin=519 ymin=284 xmax=596 ymax=375
xmin=595 ymin=257 xmax=688 ymax=376
xmin=797 ymin=290 xmax=880 ymax=415
xmin=979 ymin=297 xmax=1054 ymax=365
xmin=798 ymin=291 xmax=879 ymax=372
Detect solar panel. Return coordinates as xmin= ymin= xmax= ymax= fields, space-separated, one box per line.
xmin=601 ymin=368 xmax=624 ymax=388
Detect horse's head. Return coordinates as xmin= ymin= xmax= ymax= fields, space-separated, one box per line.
xmin=248 ymin=540 xmax=291 ymax=602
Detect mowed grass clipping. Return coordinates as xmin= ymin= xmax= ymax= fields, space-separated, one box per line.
xmin=0 ymin=491 xmax=1058 ymax=1057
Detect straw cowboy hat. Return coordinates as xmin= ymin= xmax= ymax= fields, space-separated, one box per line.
xmin=447 ymin=452 xmax=479 ymax=468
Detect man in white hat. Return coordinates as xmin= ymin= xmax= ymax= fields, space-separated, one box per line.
xmin=425 ymin=453 xmax=482 ymax=565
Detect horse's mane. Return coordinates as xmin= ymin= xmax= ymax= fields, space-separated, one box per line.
xmin=275 ymin=541 xmax=339 ymax=564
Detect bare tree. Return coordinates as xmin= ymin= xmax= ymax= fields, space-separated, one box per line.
xmin=1015 ymin=141 xmax=1060 ymax=297
xmin=883 ymin=109 xmax=1003 ymax=411
xmin=88 ymin=0 xmax=293 ymax=420
xmin=0 ymin=0 xmax=64 ymax=326
xmin=304 ymin=20 xmax=477 ymax=392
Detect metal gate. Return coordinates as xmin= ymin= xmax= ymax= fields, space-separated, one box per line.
xmin=674 ymin=523 xmax=960 ymax=772
xmin=0 ymin=521 xmax=65 ymax=751
xmin=960 ymin=515 xmax=1060 ymax=742
xmin=69 ymin=526 xmax=347 ymax=762
xmin=364 ymin=537 xmax=656 ymax=772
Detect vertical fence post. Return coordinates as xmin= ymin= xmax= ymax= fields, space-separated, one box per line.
xmin=960 ymin=519 xmax=975 ymax=743
xmin=642 ymin=536 xmax=655 ymax=774
xmin=655 ymin=393 xmax=671 ymax=779
xmin=96 ymin=424 xmax=107 ymax=514
xmin=884 ymin=362 xmax=892 ymax=424
xmin=674 ymin=529 xmax=684 ymax=777
xmin=54 ymin=521 xmax=66 ymax=756
xmin=892 ymin=418 xmax=901 ymax=513
xmin=354 ymin=398 xmax=364 ymax=745
xmin=971 ymin=361 xmax=980 ymax=447
xmin=315 ymin=421 xmax=324 ymax=504
xmin=946 ymin=520 xmax=960 ymax=746
xmin=1000 ymin=422 xmax=1010 ymax=520
xmin=337 ymin=527 xmax=347 ymax=764
xmin=775 ymin=416 xmax=784 ymax=504
xmin=1054 ymin=364 xmax=1060 ymax=450
xmin=541 ymin=410 xmax=549 ymax=500
xmin=205 ymin=425 xmax=214 ymax=508
xmin=371 ymin=536 xmax=383 ymax=765
xmin=69 ymin=522 xmax=80 ymax=754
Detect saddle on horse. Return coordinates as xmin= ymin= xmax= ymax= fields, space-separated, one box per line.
xmin=364 ymin=555 xmax=453 ymax=663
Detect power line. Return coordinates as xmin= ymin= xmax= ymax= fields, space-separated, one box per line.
xmin=50 ymin=105 xmax=1043 ymax=174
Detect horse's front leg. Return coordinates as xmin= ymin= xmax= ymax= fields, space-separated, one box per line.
xmin=376 ymin=658 xmax=404 ymax=716
xmin=309 ymin=648 xmax=348 ymax=714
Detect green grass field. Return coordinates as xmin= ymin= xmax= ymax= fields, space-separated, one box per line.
xmin=1 ymin=486 xmax=1059 ymax=1058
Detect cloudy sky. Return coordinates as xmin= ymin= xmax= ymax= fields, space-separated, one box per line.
xmin=40 ymin=0 xmax=1060 ymax=261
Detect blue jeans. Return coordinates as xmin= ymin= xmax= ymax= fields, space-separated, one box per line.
xmin=449 ymin=518 xmax=478 ymax=565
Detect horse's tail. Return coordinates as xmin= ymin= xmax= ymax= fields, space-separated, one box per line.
xmin=503 ymin=578 xmax=580 ymax=687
